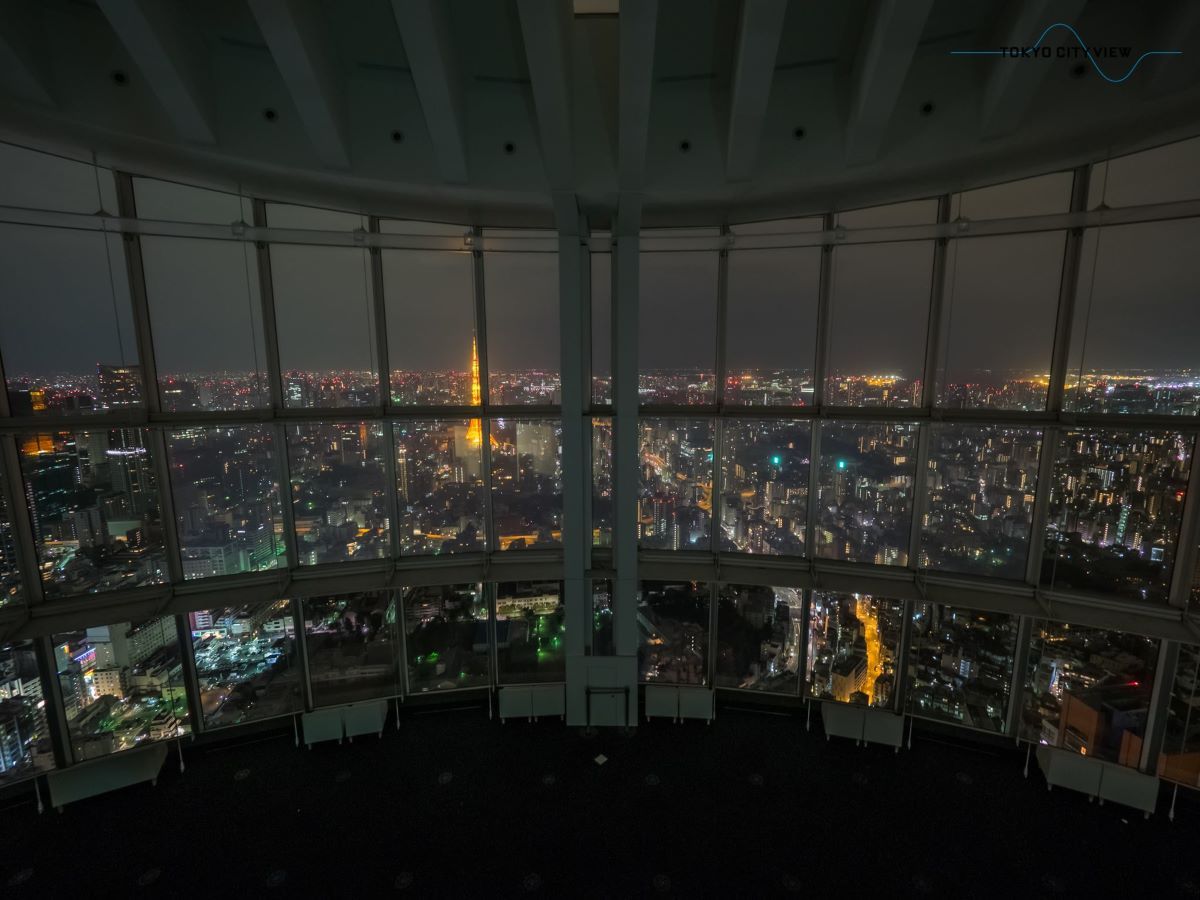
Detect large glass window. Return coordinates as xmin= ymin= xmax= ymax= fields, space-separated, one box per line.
xmin=490 ymin=418 xmax=562 ymax=551
xmin=814 ymin=422 xmax=917 ymax=566
xmin=1088 ymin=135 xmax=1200 ymax=209
xmin=1160 ymin=643 xmax=1200 ymax=786
xmin=167 ymin=426 xmax=286 ymax=579
xmin=638 ymin=249 xmax=719 ymax=405
xmin=936 ymin=232 xmax=1066 ymax=411
xmin=402 ymin=583 xmax=489 ymax=693
xmin=1 ymin=227 xmax=139 ymax=416
xmin=906 ymin=604 xmax=1016 ymax=733
xmin=806 ymin=591 xmax=904 ymax=707
xmin=286 ymin=422 xmax=391 ymax=565
xmin=725 ymin=247 xmax=820 ymax=406
xmin=382 ymin=249 xmax=477 ymax=406
xmin=140 ymin=236 xmax=268 ymax=411
xmin=22 ymin=429 xmax=167 ymax=598
xmin=720 ymin=420 xmax=810 ymax=556
xmin=949 ymin=171 xmax=1073 ymax=220
xmin=189 ymin=601 xmax=302 ymax=729
xmin=483 ymin=249 xmax=560 ymax=405
xmin=1020 ymin=620 xmax=1158 ymax=767
xmin=825 ymin=241 xmax=934 ymax=407
xmin=0 ymin=640 xmax=55 ymax=787
xmin=496 ymin=581 xmax=565 ymax=683
xmin=1042 ymin=430 xmax=1191 ymax=603
xmin=394 ymin=420 xmax=485 ymax=555
xmin=836 ymin=198 xmax=938 ymax=229
xmin=638 ymin=580 xmax=710 ymax=685
xmin=592 ymin=579 xmax=614 ymax=656
xmin=1066 ymin=220 xmax=1200 ymax=416
xmin=0 ymin=142 xmax=117 ymax=213
xmin=638 ymin=418 xmax=714 ymax=550
xmin=592 ymin=417 xmax=613 ymax=547
xmin=302 ymin=591 xmax=401 ymax=707
xmin=919 ymin=426 xmax=1041 ymax=580
xmin=53 ymin=616 xmax=188 ymax=761
xmin=715 ymin=583 xmax=802 ymax=693
xmin=0 ymin=459 xmax=22 ymax=607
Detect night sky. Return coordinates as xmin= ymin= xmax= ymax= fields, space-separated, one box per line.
xmin=2 ymin=142 xmax=1198 ymax=381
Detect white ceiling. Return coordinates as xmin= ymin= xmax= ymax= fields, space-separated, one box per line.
xmin=0 ymin=0 xmax=1198 ymax=226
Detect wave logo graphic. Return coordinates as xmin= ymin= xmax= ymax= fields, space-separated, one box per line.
xmin=950 ymin=22 xmax=1181 ymax=84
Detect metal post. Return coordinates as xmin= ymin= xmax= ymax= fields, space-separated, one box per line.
xmin=1024 ymin=427 xmax=1060 ymax=586
xmin=893 ymin=599 xmax=916 ymax=715
xmin=811 ymin=213 xmax=836 ymax=410
xmin=175 ymin=613 xmax=204 ymax=734
xmin=114 ymin=172 xmax=162 ymax=416
xmin=252 ymin=199 xmax=286 ymax=413
xmin=1044 ymin=165 xmax=1091 ymax=414
xmin=147 ymin=427 xmax=185 ymax=585
xmin=1141 ymin=639 xmax=1179 ymax=774
xmin=805 ymin=420 xmax=822 ymax=558
xmin=470 ymin=230 xmax=496 ymax=553
xmin=1005 ymin=614 xmax=1035 ymax=738
xmin=367 ymin=218 xmax=391 ymax=409
xmin=291 ymin=596 xmax=313 ymax=711
xmin=710 ymin=417 xmax=724 ymax=555
xmin=919 ymin=195 xmax=952 ymax=409
xmin=33 ymin=634 xmax=72 ymax=768
xmin=0 ymin=435 xmax=45 ymax=606
xmin=275 ymin=422 xmax=300 ymax=571
xmin=707 ymin=581 xmax=719 ymax=687
xmin=612 ymin=233 xmax=640 ymax=660
xmin=907 ymin=422 xmax=932 ymax=569
xmin=1167 ymin=433 xmax=1200 ymax=609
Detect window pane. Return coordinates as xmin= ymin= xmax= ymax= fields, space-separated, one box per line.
xmin=1042 ymin=430 xmax=1191 ymax=603
xmin=496 ymin=581 xmax=565 ymax=683
xmin=592 ymin=417 xmax=613 ymax=547
xmin=490 ymin=418 xmax=562 ymax=551
xmin=919 ymin=426 xmax=1041 ymax=580
xmin=937 ymin=233 xmax=1065 ymax=411
xmin=836 ymin=198 xmax=938 ymax=229
xmin=287 ymin=422 xmax=391 ymax=565
xmin=826 ymin=242 xmax=932 ymax=407
xmin=270 ymin=244 xmax=378 ymax=408
xmin=0 ymin=640 xmax=55 ymax=787
xmin=383 ymin=249 xmax=477 ymax=406
xmin=53 ymin=616 xmax=189 ymax=761
xmin=950 ymin=171 xmax=1073 ymax=220
xmin=394 ymin=420 xmax=485 ymax=555
xmin=1160 ymin=643 xmax=1200 ymax=786
xmin=302 ymin=591 xmax=401 ymax=707
xmin=0 ymin=142 xmax=117 ymax=213
xmin=1 ymin=227 xmax=139 ymax=416
xmin=402 ymin=583 xmax=489 ymax=693
xmin=141 ymin=236 xmax=269 ymax=410
xmin=22 ymin=429 xmax=167 ymax=598
xmin=1020 ymin=620 xmax=1158 ymax=766
xmin=806 ymin=591 xmax=903 ymax=707
xmin=265 ymin=202 xmax=365 ymax=231
xmin=725 ymin=247 xmax=820 ymax=406
xmin=484 ymin=252 xmax=560 ymax=405
xmin=189 ymin=600 xmax=302 ymax=729
xmin=638 ymin=418 xmax=714 ymax=550
xmin=592 ymin=579 xmax=614 ymax=656
xmin=720 ymin=419 xmax=810 ymax=555
xmin=639 ymin=251 xmax=718 ymax=405
xmin=592 ymin=242 xmax=612 ymax=405
xmin=638 ymin=580 xmax=709 ymax=685
xmin=1089 ymin=136 xmax=1200 ymax=208
xmin=133 ymin=177 xmax=253 ymax=225
xmin=815 ymin=422 xmax=917 ymax=566
xmin=715 ymin=583 xmax=802 ymax=693
xmin=907 ymin=604 xmax=1016 ymax=733
xmin=0 ymin=457 xmax=23 ymax=607
xmin=167 ymin=426 xmax=286 ymax=579
xmin=1066 ymin=220 xmax=1200 ymax=415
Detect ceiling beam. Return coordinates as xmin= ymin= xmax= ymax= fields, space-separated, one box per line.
xmin=617 ymin=0 xmax=658 ymax=233
xmin=517 ymin=0 xmax=574 ymax=213
xmin=844 ymin=0 xmax=934 ymax=166
xmin=391 ymin=0 xmax=468 ymax=185
xmin=0 ymin=4 xmax=54 ymax=106
xmin=725 ymin=0 xmax=788 ymax=181
xmin=97 ymin=0 xmax=215 ymax=145
xmin=979 ymin=0 xmax=1088 ymax=139
xmin=248 ymin=0 xmax=349 ymax=169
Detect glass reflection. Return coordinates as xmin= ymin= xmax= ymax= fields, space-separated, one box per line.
xmin=496 ymin=581 xmax=565 ymax=683
xmin=402 ymin=584 xmax=489 ymax=692
xmin=302 ymin=592 xmax=401 ymax=707
xmin=638 ymin=580 xmax=709 ymax=685
xmin=0 ymin=640 xmax=55 ymax=787
xmin=715 ymin=584 xmax=802 ymax=693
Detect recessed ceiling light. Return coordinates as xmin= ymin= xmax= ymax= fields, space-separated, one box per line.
xmin=793 ymin=127 xmax=805 ymax=140
xmin=111 ymin=70 xmax=128 ymax=86
xmin=679 ymin=140 xmax=691 ymax=153
xmin=391 ymin=130 xmax=404 ymax=143
xmin=504 ymin=142 xmax=515 ymax=154
xmin=920 ymin=101 xmax=934 ymax=116
xmin=263 ymin=108 xmax=278 ymax=122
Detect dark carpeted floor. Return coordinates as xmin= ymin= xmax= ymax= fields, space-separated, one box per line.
xmin=3 ymin=698 xmax=1200 ymax=898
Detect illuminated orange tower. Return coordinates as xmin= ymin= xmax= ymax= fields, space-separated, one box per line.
xmin=466 ymin=337 xmax=482 ymax=447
